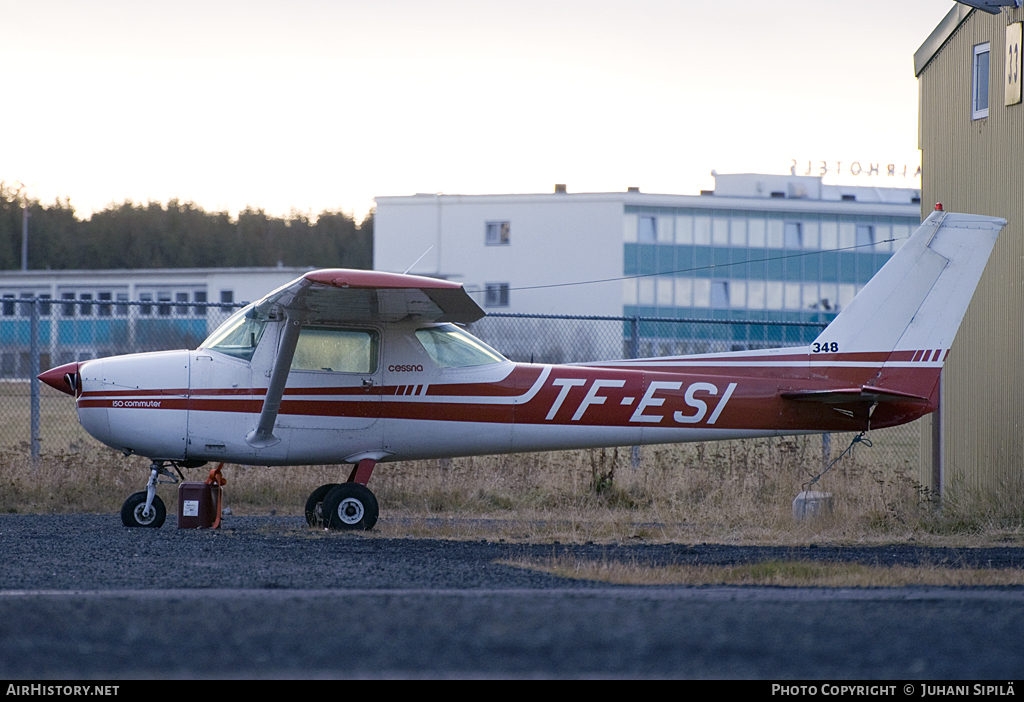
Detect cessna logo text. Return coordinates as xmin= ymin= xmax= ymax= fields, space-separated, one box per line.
xmin=112 ymin=400 xmax=162 ymax=408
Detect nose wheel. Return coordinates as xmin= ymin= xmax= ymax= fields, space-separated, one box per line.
xmin=120 ymin=459 xmax=200 ymax=528
xmin=121 ymin=491 xmax=167 ymax=528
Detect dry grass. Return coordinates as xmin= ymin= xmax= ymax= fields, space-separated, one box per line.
xmin=3 ymin=419 xmax=1023 ymax=548
xmin=499 ymin=556 xmax=1024 ymax=587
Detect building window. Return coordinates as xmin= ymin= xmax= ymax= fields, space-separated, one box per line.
xmin=638 ymin=216 xmax=657 ymax=243
xmin=97 ymin=292 xmax=112 ymax=317
xmin=194 ymin=291 xmax=207 ymax=316
xmin=175 ymin=292 xmax=189 ymax=315
xmin=139 ymin=292 xmax=153 ymax=316
xmin=784 ymin=222 xmax=802 ymax=249
xmin=61 ymin=292 xmax=76 ymax=316
xmin=79 ymin=293 xmax=93 ymax=316
xmin=485 ymin=221 xmax=510 ymax=246
xmin=856 ymin=224 xmax=875 ymax=248
xmin=220 ymin=290 xmax=234 ymax=311
xmin=157 ymin=291 xmax=172 ymax=316
xmin=484 ymin=283 xmax=509 ymax=307
xmin=973 ymin=42 xmax=990 ymax=120
xmin=711 ymin=281 xmax=730 ymax=309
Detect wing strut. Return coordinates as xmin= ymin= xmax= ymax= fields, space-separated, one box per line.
xmin=246 ymin=313 xmax=305 ymax=448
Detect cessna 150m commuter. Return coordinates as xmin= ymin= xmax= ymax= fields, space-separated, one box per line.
xmin=39 ymin=208 xmax=1006 ymax=529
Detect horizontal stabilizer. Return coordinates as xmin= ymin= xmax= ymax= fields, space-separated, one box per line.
xmin=781 ymin=386 xmax=930 ymax=404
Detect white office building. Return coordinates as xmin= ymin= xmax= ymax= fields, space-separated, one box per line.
xmin=0 ymin=267 xmax=310 ymax=375
xmin=374 ymin=173 xmax=921 ymax=355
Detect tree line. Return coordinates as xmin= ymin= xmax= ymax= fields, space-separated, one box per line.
xmin=0 ymin=183 xmax=372 ymax=271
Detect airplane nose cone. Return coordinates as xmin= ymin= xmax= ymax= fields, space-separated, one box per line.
xmin=38 ymin=362 xmax=80 ymax=396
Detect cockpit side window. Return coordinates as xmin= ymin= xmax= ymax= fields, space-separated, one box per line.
xmin=291 ymin=327 xmax=379 ymax=373
xmin=200 ymin=305 xmax=268 ymax=361
xmin=414 ymin=324 xmax=506 ymax=368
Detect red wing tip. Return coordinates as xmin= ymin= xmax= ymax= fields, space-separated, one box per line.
xmin=303 ymin=269 xmax=462 ymax=290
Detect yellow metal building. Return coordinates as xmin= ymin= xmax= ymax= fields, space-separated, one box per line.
xmin=915 ymin=2 xmax=1024 ymax=500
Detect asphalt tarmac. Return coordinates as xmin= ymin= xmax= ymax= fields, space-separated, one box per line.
xmin=1 ymin=514 xmax=1023 ymax=679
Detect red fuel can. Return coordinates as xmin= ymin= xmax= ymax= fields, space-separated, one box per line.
xmin=177 ymin=481 xmax=221 ymax=529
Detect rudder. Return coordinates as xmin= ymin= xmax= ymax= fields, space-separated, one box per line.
xmin=812 ymin=209 xmax=1005 ymax=359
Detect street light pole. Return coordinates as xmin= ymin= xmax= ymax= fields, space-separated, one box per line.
xmin=15 ymin=182 xmax=29 ymax=271
xmin=22 ymin=197 xmax=28 ymax=271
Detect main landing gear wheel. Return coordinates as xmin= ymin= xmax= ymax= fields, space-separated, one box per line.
xmin=305 ymin=483 xmax=341 ymax=527
xmin=323 ymin=483 xmax=379 ymax=531
xmin=121 ymin=491 xmax=167 ymax=528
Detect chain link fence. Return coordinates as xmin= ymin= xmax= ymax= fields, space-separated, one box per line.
xmin=1 ymin=298 xmax=921 ymax=476
xmin=468 ymin=313 xmax=828 ymax=363
xmin=1 ymin=298 xmax=243 ymax=458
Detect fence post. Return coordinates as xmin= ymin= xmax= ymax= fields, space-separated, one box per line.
xmin=629 ymin=317 xmax=641 ymax=469
xmin=30 ymin=296 xmax=41 ymax=462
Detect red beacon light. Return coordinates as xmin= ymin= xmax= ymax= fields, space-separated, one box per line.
xmin=935 ymin=203 xmax=943 ymax=211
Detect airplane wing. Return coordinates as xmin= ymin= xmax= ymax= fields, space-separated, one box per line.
xmin=258 ymin=269 xmax=485 ymax=325
xmin=246 ymin=269 xmax=483 ymax=448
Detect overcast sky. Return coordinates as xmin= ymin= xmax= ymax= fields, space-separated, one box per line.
xmin=1 ymin=0 xmax=955 ymax=221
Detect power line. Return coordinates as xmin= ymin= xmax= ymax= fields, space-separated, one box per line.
xmin=508 ymin=238 xmax=899 ymax=292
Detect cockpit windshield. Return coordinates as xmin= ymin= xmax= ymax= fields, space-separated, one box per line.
xmin=415 ymin=324 xmax=507 ymax=368
xmin=200 ymin=304 xmax=270 ymax=361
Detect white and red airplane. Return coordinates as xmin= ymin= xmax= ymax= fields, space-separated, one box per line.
xmin=39 ymin=208 xmax=1005 ymax=530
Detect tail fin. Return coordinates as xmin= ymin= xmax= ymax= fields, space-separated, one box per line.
xmin=813 ymin=209 xmax=1005 ymax=358
xmin=782 ymin=210 xmax=1006 ymax=416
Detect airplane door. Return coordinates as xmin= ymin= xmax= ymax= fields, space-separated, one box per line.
xmin=278 ymin=325 xmax=384 ymax=463
xmin=186 ymin=351 xmax=255 ymax=461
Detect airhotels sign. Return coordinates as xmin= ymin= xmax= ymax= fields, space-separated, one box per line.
xmin=790 ymin=160 xmax=922 ymax=179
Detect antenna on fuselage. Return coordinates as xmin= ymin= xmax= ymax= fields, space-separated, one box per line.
xmin=403 ymin=246 xmax=434 ymax=275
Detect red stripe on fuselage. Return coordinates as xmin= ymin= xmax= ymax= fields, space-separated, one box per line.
xmin=77 ymin=356 xmax=939 ymax=431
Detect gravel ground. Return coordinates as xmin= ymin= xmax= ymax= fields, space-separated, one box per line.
xmin=2 ymin=514 xmax=1023 ymax=591
xmin=2 ymin=514 xmax=1023 ymax=679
